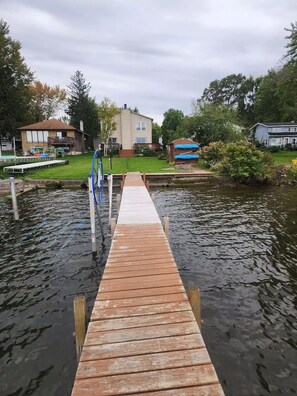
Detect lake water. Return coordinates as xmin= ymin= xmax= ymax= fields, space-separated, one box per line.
xmin=0 ymin=185 xmax=296 ymax=395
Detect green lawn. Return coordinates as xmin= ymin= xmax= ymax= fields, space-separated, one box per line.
xmin=271 ymin=151 xmax=297 ymax=165
xmin=19 ymin=154 xmax=175 ymax=180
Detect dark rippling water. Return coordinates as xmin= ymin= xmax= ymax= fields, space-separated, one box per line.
xmin=0 ymin=189 xmax=110 ymax=396
xmin=155 ymin=184 xmax=297 ymax=396
xmin=0 ymin=184 xmax=297 ymax=395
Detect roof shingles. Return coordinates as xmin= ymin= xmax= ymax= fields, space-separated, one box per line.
xmin=18 ymin=119 xmax=78 ymax=131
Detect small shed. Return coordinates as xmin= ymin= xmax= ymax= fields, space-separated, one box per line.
xmin=168 ymin=138 xmax=200 ymax=164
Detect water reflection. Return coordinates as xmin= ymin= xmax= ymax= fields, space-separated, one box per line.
xmin=154 ymin=184 xmax=297 ymax=396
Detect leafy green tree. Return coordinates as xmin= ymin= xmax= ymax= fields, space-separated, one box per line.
xmin=97 ymin=97 xmax=120 ymax=143
xmin=152 ymin=122 xmax=162 ymax=144
xmin=255 ymin=63 xmax=297 ymax=122
xmin=161 ymin=109 xmax=184 ymax=145
xmin=199 ymin=74 xmax=261 ymax=126
xmin=0 ymin=19 xmax=33 ymax=140
xmin=66 ymin=70 xmax=99 ymax=139
xmin=254 ymin=69 xmax=281 ymax=122
xmin=276 ymin=62 xmax=297 ymax=120
xmin=285 ymin=22 xmax=297 ymax=62
xmin=29 ymin=80 xmax=66 ymax=121
xmin=183 ymin=103 xmax=243 ymax=146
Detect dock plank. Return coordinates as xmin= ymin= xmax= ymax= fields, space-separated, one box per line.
xmin=90 ymin=310 xmax=195 ymax=330
xmin=76 ymin=348 xmax=212 ymax=379
xmin=72 ymin=365 xmax=219 ymax=396
xmin=80 ymin=333 xmax=205 ymax=361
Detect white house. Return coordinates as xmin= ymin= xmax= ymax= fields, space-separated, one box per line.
xmin=250 ymin=122 xmax=297 ymax=147
xmin=111 ymin=105 xmax=153 ymax=156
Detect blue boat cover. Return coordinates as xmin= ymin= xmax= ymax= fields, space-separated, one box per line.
xmin=174 ymin=144 xmax=199 ymax=149
xmin=175 ymin=154 xmax=199 ymax=159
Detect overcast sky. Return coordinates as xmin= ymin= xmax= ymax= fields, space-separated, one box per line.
xmin=1 ymin=0 xmax=296 ymax=124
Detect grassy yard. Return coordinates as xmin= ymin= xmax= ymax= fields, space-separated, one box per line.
xmin=1 ymin=154 xmax=175 ymax=180
xmin=271 ymin=151 xmax=297 ymax=165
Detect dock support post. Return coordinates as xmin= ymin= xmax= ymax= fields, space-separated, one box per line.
xmin=163 ymin=216 xmax=169 ymax=240
xmin=74 ymin=295 xmax=87 ymax=361
xmin=10 ymin=177 xmax=19 ymax=221
xmin=111 ymin=217 xmax=116 ymax=238
xmin=116 ymin=194 xmax=121 ymax=214
xmin=108 ymin=174 xmax=113 ymax=225
xmin=146 ymin=181 xmax=150 ymax=191
xmin=151 ymin=193 xmax=156 ymax=203
xmin=143 ymin=173 xmax=146 ymax=185
xmin=88 ymin=175 xmax=96 ymax=253
xmin=188 ymin=283 xmax=201 ymax=330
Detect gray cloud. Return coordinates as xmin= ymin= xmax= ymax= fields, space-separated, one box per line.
xmin=1 ymin=0 xmax=296 ymax=123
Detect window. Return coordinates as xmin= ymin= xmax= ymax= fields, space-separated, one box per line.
xmin=26 ymin=131 xmax=32 ymax=143
xmin=57 ymin=131 xmax=62 ymax=138
xmin=136 ymin=137 xmax=147 ymax=143
xmin=264 ymin=139 xmax=268 ymax=146
xmin=270 ymin=138 xmax=282 ymax=146
xmin=43 ymin=131 xmax=48 ymax=142
xmin=111 ymin=138 xmax=117 ymax=143
xmin=26 ymin=130 xmax=49 ymax=143
xmin=32 ymin=131 xmax=38 ymax=142
xmin=136 ymin=121 xmax=146 ymax=131
xmin=62 ymin=131 xmax=67 ymax=138
xmin=292 ymin=138 xmax=296 ymax=145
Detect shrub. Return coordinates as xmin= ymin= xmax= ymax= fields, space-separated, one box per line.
xmin=268 ymin=146 xmax=280 ymax=153
xmin=211 ymin=141 xmax=276 ymax=184
xmin=287 ymin=164 xmax=297 ymax=180
xmin=134 ymin=144 xmax=157 ymax=157
xmin=201 ymin=141 xmax=225 ymax=167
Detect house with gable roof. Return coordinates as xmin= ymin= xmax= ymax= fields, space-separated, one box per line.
xmin=18 ymin=118 xmax=87 ymax=155
xmin=249 ymin=122 xmax=297 ymax=148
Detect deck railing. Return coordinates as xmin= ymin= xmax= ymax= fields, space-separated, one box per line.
xmin=48 ymin=137 xmax=75 ymax=145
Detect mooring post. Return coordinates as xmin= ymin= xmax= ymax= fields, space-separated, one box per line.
xmin=73 ymin=295 xmax=87 ymax=361
xmin=116 ymin=194 xmax=121 ymax=214
xmin=146 ymin=180 xmax=150 ymax=191
xmin=143 ymin=173 xmax=146 ymax=185
xmin=110 ymin=217 xmax=116 ymax=238
xmin=88 ymin=174 xmax=96 ymax=253
xmin=10 ymin=177 xmax=19 ymax=221
xmin=163 ymin=216 xmax=169 ymax=240
xmin=108 ymin=174 xmax=113 ymax=225
xmin=188 ymin=283 xmax=201 ymax=330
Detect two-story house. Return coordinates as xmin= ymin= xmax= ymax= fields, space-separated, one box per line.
xmin=111 ymin=105 xmax=153 ymax=157
xmin=250 ymin=122 xmax=297 ymax=147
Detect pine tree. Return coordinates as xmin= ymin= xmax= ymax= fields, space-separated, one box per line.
xmin=66 ymin=71 xmax=99 ymax=142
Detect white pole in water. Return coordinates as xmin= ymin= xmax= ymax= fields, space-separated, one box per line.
xmin=88 ymin=174 xmax=96 ymax=254
xmin=108 ymin=174 xmax=113 ymax=226
xmin=10 ymin=177 xmax=19 ymax=221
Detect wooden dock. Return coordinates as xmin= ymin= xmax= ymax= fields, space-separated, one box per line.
xmin=71 ymin=172 xmax=224 ymax=395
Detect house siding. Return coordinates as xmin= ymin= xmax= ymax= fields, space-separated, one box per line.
xmin=254 ymin=125 xmax=269 ymax=143
xmin=253 ymin=123 xmax=297 ymax=147
xmin=112 ymin=109 xmax=152 ymax=150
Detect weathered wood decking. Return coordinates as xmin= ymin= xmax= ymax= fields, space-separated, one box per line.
xmin=71 ymin=172 xmax=224 ymax=395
